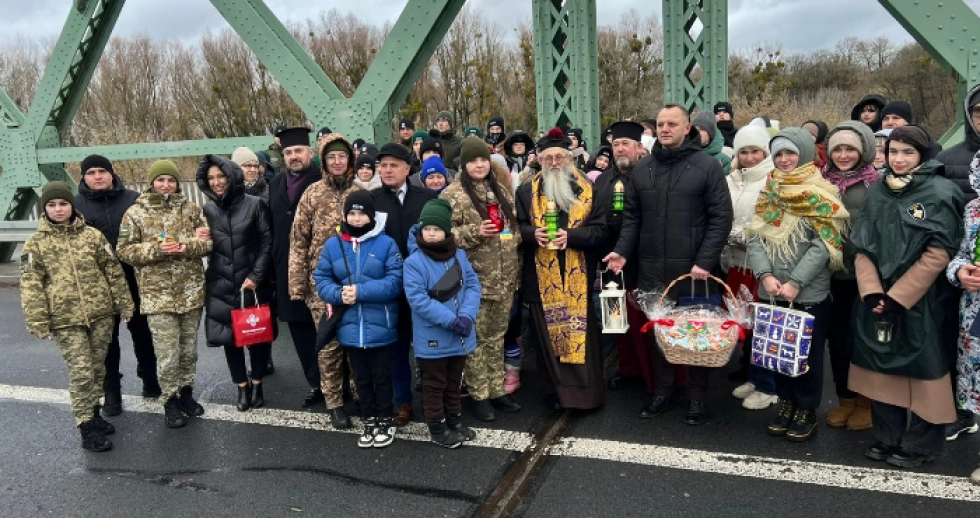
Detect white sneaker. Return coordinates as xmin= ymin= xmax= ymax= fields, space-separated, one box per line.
xmin=742 ymin=391 xmax=779 ymax=410
xmin=373 ymin=419 xmax=395 ymax=448
xmin=732 ymin=382 xmax=756 ymax=399
xmin=971 ymin=466 xmax=980 ymax=486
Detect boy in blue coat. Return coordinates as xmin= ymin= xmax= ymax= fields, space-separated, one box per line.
xmin=403 ymin=199 xmax=482 ymax=448
xmin=314 ymin=191 xmax=403 ymax=449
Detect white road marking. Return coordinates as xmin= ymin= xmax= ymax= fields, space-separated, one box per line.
xmin=3 ymin=383 xmax=978 ymax=502
xmin=551 ymin=437 xmax=980 ymax=503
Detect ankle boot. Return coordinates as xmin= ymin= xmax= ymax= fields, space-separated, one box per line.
xmin=428 ymin=420 xmax=464 ymax=449
xmin=786 ymin=408 xmax=817 ymax=442
xmin=236 ymin=384 xmax=251 ymax=411
xmin=846 ymin=396 xmax=873 ymax=431
xmin=251 ymin=382 xmax=265 ymax=408
xmin=164 ymin=396 xmax=187 ymax=428
xmin=825 ymin=398 xmax=856 ymax=428
xmin=79 ymin=421 xmax=112 ymax=452
xmin=102 ymin=373 xmax=123 ymax=416
xmin=178 ymin=386 xmax=205 ymax=416
xmin=90 ymin=405 xmax=115 ymax=435
xmin=446 ymin=412 xmax=476 ymax=441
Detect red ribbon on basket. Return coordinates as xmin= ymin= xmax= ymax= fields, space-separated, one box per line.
xmin=640 ymin=319 xmax=675 ymax=333
xmin=720 ymin=320 xmax=745 ymax=342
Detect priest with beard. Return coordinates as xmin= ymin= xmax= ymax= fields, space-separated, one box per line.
xmin=516 ymin=128 xmax=608 ymax=410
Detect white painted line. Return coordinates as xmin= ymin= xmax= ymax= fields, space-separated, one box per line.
xmin=0 ymin=383 xmax=534 ymax=452
xmin=551 ymin=437 xmax=980 ymax=503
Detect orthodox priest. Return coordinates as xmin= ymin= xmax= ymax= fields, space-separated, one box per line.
xmin=516 ymin=128 xmax=608 ymax=410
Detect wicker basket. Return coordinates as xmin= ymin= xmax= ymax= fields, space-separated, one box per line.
xmin=651 ymin=274 xmax=740 ymax=368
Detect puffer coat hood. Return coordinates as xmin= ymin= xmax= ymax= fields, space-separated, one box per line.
xmin=825 ymin=121 xmax=877 ymax=171
xmin=850 ymin=94 xmax=887 ymax=132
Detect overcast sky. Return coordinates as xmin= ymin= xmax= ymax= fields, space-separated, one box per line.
xmin=4 ymin=0 xmax=980 ymax=54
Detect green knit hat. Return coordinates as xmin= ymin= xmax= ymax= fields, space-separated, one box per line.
xmin=459 ymin=136 xmax=491 ymax=168
xmin=412 ymin=130 xmax=429 ymax=144
xmin=464 ymin=126 xmax=483 ymax=139
xmin=418 ymin=198 xmax=453 ymax=235
xmin=39 ymin=181 xmax=75 ymax=207
xmin=148 ymin=159 xmax=180 ymax=184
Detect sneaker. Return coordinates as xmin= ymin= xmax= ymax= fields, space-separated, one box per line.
xmin=177 ymin=386 xmax=205 ymax=417
xmin=446 ymin=412 xmax=476 ymax=441
xmin=358 ymin=418 xmax=377 ymax=448
xmin=785 ymin=408 xmax=817 ymax=442
xmin=742 ymin=391 xmax=779 ymax=410
xmin=767 ymin=400 xmax=795 ymax=436
xmin=970 ymin=465 xmax=980 ymax=486
xmin=732 ymin=382 xmax=756 ymax=400
xmin=373 ymin=418 xmax=396 ymax=448
xmin=428 ymin=421 xmax=464 ymax=449
xmin=164 ymin=396 xmax=187 ymax=428
xmin=945 ymin=410 xmax=978 ymax=441
xmin=79 ymin=421 xmax=112 ymax=452
xmin=886 ymin=450 xmax=934 ymax=469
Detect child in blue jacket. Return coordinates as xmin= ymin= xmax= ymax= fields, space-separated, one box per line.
xmin=313 ymin=191 xmax=403 ymax=449
xmin=403 ymin=199 xmax=482 ymax=448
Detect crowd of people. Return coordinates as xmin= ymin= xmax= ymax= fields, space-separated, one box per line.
xmin=17 ymin=88 xmax=980 ymax=485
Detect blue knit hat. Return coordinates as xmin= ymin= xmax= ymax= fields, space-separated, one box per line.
xmin=420 ymin=156 xmax=448 ymax=183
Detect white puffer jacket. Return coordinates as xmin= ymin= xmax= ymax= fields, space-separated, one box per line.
xmin=721 ymin=157 xmax=773 ymax=271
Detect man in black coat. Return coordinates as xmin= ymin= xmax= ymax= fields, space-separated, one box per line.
xmin=604 ymin=105 xmax=733 ymax=425
xmin=267 ymin=128 xmax=324 ymax=407
xmin=937 ymin=83 xmax=980 ymax=203
xmin=74 ymin=155 xmax=159 ymax=415
xmin=371 ymin=143 xmax=437 ymax=426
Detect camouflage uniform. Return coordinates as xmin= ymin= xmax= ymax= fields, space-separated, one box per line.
xmin=116 ymin=190 xmax=211 ymax=401
xmin=288 ymin=133 xmax=361 ymax=408
xmin=440 ymin=162 xmax=521 ymax=401
xmin=20 ymin=214 xmax=134 ymax=425
xmin=267 ymin=143 xmax=284 ymax=174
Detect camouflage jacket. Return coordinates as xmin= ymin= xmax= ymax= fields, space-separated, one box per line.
xmin=288 ymin=159 xmax=362 ymax=308
xmin=116 ymin=190 xmax=211 ymax=315
xmin=440 ymin=163 xmax=521 ymax=301
xmin=20 ymin=214 xmax=134 ymax=338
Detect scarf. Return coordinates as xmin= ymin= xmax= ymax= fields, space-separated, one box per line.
xmin=884 ymin=164 xmax=922 ymax=192
xmin=823 ymin=163 xmax=880 ymax=194
xmin=416 ymin=233 xmax=457 ymax=261
xmin=749 ymin=163 xmax=850 ymax=271
xmin=531 ymin=173 xmax=592 ymax=364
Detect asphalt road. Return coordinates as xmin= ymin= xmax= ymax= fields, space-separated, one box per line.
xmin=0 ymin=277 xmax=978 ymax=517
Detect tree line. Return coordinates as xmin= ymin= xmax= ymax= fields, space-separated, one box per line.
xmin=0 ymin=8 xmax=960 ymax=182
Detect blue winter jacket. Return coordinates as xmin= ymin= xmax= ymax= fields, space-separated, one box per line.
xmin=313 ymin=222 xmax=403 ymax=348
xmin=403 ymin=225 xmax=481 ymax=359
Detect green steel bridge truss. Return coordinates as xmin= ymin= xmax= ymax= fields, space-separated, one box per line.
xmin=1 ymin=0 xmax=978 ymax=260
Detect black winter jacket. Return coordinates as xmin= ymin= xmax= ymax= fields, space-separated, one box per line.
xmin=593 ymin=166 xmax=638 ymax=287
xmin=268 ymin=161 xmax=321 ymax=322
xmin=197 ymin=155 xmax=274 ymax=348
xmin=937 ymin=83 xmax=980 ymax=202
xmin=613 ymin=128 xmax=733 ymax=296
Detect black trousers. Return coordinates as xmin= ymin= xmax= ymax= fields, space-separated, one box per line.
xmin=419 ymin=356 xmax=466 ymax=423
xmin=223 ymin=343 xmax=272 ymax=384
xmin=773 ymin=298 xmax=830 ymax=410
xmin=651 ymin=345 xmax=711 ymax=400
xmin=827 ymin=278 xmax=858 ymax=399
xmin=347 ymin=345 xmax=394 ymax=419
xmin=103 ymin=314 xmax=158 ymax=391
xmin=287 ymin=321 xmax=320 ymax=389
xmin=872 ymin=401 xmax=946 ymax=457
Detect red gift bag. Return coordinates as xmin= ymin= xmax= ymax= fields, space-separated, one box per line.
xmin=232 ymin=289 xmax=274 ymax=347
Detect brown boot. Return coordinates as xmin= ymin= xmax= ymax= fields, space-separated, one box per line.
xmin=846 ymin=396 xmax=873 ymax=431
xmin=825 ymin=398 xmax=856 ymax=428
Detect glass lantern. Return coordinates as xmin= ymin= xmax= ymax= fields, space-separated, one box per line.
xmin=600 ymin=271 xmax=629 ymax=334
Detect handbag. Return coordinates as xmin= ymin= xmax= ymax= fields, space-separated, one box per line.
xmin=428 ymin=259 xmax=463 ymax=303
xmin=750 ymin=300 xmax=814 ymax=377
xmin=314 ymin=238 xmax=353 ymax=354
xmin=232 ymin=289 xmax=275 ymax=347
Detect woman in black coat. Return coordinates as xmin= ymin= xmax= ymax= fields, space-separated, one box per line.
xmin=197 ymin=155 xmax=274 ymax=411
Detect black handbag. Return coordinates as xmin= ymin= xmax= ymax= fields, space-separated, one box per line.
xmin=314 ymin=239 xmax=353 ymax=354
xmin=428 ymin=259 xmax=463 ymax=303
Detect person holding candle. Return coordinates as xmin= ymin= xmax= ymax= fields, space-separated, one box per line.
xmin=440 ymin=136 xmax=522 ymax=422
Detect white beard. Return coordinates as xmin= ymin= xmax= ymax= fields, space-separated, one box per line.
xmin=542 ymin=165 xmax=578 ymax=212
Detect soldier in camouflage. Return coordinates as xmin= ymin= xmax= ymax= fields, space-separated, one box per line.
xmin=288 ymin=133 xmax=361 ymax=429
xmin=20 ymin=182 xmax=134 ymax=452
xmin=116 ymin=160 xmax=212 ymax=429
xmin=440 ymin=137 xmax=523 ymax=422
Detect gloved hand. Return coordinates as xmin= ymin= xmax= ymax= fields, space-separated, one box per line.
xmin=451 ymin=316 xmax=474 ymax=337
xmin=882 ymin=295 xmax=906 ymax=315
xmin=863 ymin=293 xmax=885 ymax=312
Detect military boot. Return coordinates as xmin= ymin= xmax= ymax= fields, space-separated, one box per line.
xmin=446 ymin=412 xmax=476 ymax=442
xmin=164 ymin=396 xmax=187 ymax=428
xmin=79 ymin=421 xmax=112 ymax=452
xmin=102 ymin=373 xmax=123 ymax=416
xmin=90 ymin=405 xmax=115 ymax=435
xmin=177 ymin=386 xmax=205 ymax=416
xmin=428 ymin=420 xmax=464 ymax=449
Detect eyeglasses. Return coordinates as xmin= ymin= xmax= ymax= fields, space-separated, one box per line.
xmin=240 ymin=164 xmax=260 ymax=169
xmin=541 ymin=154 xmax=566 ymax=164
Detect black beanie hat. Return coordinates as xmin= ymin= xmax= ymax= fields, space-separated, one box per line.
xmin=714 ymin=101 xmax=734 ymax=118
xmin=881 ymin=100 xmax=913 ymax=124
xmin=595 ymin=146 xmax=613 ymax=162
xmin=344 ymin=190 xmax=376 ymax=221
xmin=419 ymin=137 xmax=443 ymax=158
xmin=487 ymin=115 xmax=505 ymax=132
xmin=40 ymin=181 xmax=75 ymax=207
xmin=80 ymin=154 xmax=114 ymax=175
xmin=355 ymin=153 xmax=376 ymax=173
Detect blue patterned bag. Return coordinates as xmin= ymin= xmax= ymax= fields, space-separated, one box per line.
xmin=750 ymin=303 xmax=814 ymax=377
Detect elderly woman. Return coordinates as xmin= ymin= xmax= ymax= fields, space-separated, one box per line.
xmin=231 ymin=147 xmax=269 ymax=202
xmin=849 ymin=125 xmax=965 ymax=468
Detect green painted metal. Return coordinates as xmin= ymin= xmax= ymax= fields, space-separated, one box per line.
xmin=531 ymin=0 xmax=601 ymax=149
xmin=662 ymin=0 xmax=728 ymax=113
xmin=878 ymin=0 xmax=980 ymax=146
xmin=36 ymin=136 xmax=274 ymax=163
xmin=0 ymin=87 xmax=25 ymax=127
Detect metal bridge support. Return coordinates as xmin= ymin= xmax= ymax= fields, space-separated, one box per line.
xmin=662 ymin=0 xmax=729 ymax=114
xmin=532 ymin=0 xmax=601 ymax=149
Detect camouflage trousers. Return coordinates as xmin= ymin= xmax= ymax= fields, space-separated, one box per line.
xmin=466 ymin=298 xmax=511 ymax=401
xmin=147 ymin=308 xmax=203 ymax=402
xmin=52 ymin=316 xmax=115 ymax=426
xmin=311 ymin=304 xmax=358 ymax=409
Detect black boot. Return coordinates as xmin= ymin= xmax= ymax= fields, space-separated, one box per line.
xmin=767 ymin=400 xmax=795 ymax=436
xmin=79 ymin=421 xmax=112 ymax=452
xmin=164 ymin=396 xmax=186 ymax=428
xmin=490 ymin=395 xmax=522 ymax=413
xmin=236 ymin=384 xmax=251 ymax=412
xmin=90 ymin=405 xmax=115 ymax=435
xmin=886 ymin=449 xmax=935 ymax=468
xmin=471 ymin=399 xmax=496 ymax=422
xmin=785 ymin=408 xmax=817 ymax=442
xmin=251 ymin=382 xmax=265 ymax=409
xmin=178 ymin=386 xmax=205 ymax=416
xmin=446 ymin=412 xmax=476 ymax=441
xmin=102 ymin=373 xmax=123 ymax=416
xmin=330 ymin=407 xmax=352 ymax=430
xmin=428 ymin=420 xmax=464 ymax=449
xmin=265 ymin=356 xmax=275 ymax=376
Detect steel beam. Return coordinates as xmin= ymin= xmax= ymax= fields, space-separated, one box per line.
xmin=0 ymin=87 xmax=25 ymax=127
xmin=532 ymin=0 xmax=600 ymax=149
xmin=36 ymin=136 xmax=273 ymax=163
xmin=663 ymin=0 xmax=728 ymax=113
